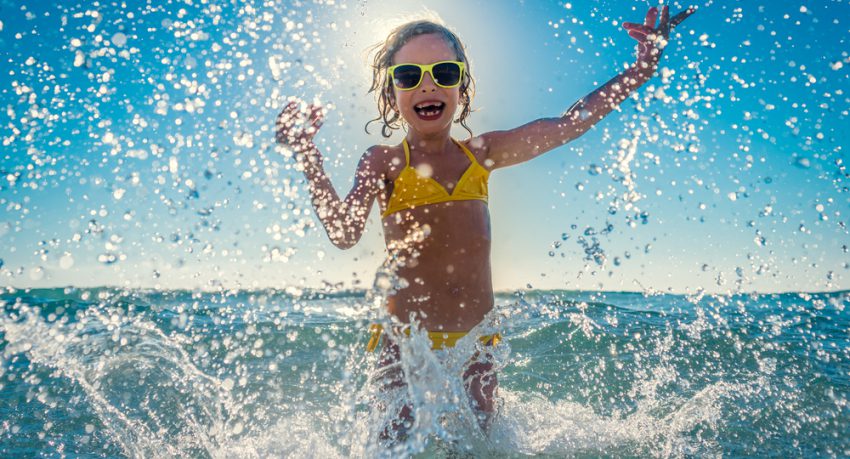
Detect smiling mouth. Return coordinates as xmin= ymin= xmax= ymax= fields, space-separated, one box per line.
xmin=414 ymin=102 xmax=445 ymax=119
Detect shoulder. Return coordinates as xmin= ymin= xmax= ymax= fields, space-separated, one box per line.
xmin=456 ymin=135 xmax=496 ymax=170
xmin=361 ymin=143 xmax=406 ymax=179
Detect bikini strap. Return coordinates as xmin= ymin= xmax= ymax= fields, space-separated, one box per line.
xmin=452 ymin=138 xmax=478 ymax=165
xmin=402 ymin=138 xmax=411 ymax=167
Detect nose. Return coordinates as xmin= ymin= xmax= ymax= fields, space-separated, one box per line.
xmin=419 ymin=70 xmax=437 ymax=92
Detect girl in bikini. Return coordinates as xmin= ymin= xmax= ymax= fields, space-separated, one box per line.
xmin=275 ymin=4 xmax=694 ymax=440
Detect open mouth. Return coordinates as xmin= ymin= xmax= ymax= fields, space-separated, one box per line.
xmin=413 ymin=102 xmax=445 ymax=120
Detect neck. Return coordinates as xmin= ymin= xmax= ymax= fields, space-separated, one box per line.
xmin=405 ymin=129 xmax=453 ymax=156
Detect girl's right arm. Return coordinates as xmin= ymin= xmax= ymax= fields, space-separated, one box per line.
xmin=276 ymin=102 xmax=384 ymax=249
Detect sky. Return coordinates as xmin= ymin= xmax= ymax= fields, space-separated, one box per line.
xmin=0 ymin=0 xmax=848 ymax=294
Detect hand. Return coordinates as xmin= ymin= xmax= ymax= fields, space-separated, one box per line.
xmin=622 ymin=4 xmax=696 ymax=72
xmin=275 ymin=100 xmax=326 ymax=167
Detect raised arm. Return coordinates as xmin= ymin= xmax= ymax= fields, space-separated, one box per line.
xmin=275 ymin=102 xmax=384 ymax=249
xmin=480 ymin=5 xmax=696 ymax=170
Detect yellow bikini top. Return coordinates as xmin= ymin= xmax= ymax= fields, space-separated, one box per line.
xmin=382 ymin=138 xmax=490 ymax=219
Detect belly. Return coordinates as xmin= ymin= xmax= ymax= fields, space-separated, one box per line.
xmin=382 ymin=200 xmax=494 ymax=330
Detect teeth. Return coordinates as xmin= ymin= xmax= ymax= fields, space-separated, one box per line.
xmin=415 ymin=102 xmax=443 ymax=110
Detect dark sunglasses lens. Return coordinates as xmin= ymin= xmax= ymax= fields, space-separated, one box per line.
xmin=433 ymin=62 xmax=462 ymax=86
xmin=393 ymin=65 xmax=421 ymax=89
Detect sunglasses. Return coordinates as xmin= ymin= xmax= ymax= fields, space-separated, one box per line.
xmin=387 ymin=61 xmax=465 ymax=90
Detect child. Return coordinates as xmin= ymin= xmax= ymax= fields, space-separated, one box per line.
xmin=275 ymin=4 xmax=694 ymax=439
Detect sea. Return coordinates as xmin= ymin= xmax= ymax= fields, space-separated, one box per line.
xmin=1 ymin=287 xmax=848 ymax=458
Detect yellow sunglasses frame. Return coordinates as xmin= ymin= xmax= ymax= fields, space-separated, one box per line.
xmin=387 ymin=61 xmax=466 ymax=91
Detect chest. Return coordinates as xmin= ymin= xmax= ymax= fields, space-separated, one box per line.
xmin=384 ymin=150 xmax=483 ymax=199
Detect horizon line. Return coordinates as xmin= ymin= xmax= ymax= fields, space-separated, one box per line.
xmin=1 ymin=284 xmax=848 ymax=297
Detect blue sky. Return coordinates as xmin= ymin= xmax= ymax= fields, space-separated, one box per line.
xmin=0 ymin=0 xmax=848 ymax=293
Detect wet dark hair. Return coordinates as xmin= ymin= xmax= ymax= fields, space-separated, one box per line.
xmin=365 ymin=20 xmax=476 ymax=138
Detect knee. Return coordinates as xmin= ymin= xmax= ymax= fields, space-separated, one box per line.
xmin=464 ymin=365 xmax=497 ymax=412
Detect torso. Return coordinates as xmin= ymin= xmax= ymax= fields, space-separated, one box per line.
xmin=377 ymin=139 xmax=494 ymax=331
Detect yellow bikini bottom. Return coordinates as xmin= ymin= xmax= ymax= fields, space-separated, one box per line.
xmin=366 ymin=323 xmax=501 ymax=352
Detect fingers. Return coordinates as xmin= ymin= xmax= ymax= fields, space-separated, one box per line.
xmin=660 ymin=5 xmax=670 ymax=36
xmin=630 ymin=4 xmax=696 ymax=32
xmin=623 ymin=22 xmax=652 ymax=43
xmin=306 ymin=104 xmax=325 ymax=133
xmin=276 ymin=101 xmax=299 ymax=126
xmin=623 ymin=23 xmax=653 ymax=34
xmin=276 ymin=100 xmax=326 ymax=145
xmin=307 ymin=104 xmax=325 ymax=125
xmin=671 ymin=6 xmax=697 ymax=29
xmin=623 ymin=22 xmax=652 ymax=33
xmin=276 ymin=100 xmax=306 ymax=144
xmin=644 ymin=6 xmax=658 ymax=28
xmin=624 ymin=3 xmax=697 ymax=61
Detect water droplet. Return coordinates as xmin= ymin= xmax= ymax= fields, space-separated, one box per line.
xmin=29 ymin=266 xmax=45 ymax=281
xmin=111 ymin=32 xmax=127 ymax=47
xmin=233 ymin=131 xmax=254 ymax=148
xmin=59 ymin=253 xmax=74 ymax=269
xmin=98 ymin=253 xmax=119 ymax=265
xmin=374 ymin=273 xmax=392 ymax=292
xmin=794 ymin=157 xmax=811 ymax=169
xmin=414 ymin=163 xmax=433 ymax=178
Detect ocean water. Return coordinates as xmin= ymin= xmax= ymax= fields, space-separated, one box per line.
xmin=2 ymin=0 xmax=848 ymax=457
xmin=1 ymin=287 xmax=848 ymax=457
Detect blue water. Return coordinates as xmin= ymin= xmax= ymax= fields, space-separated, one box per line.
xmin=1 ymin=287 xmax=848 ymax=457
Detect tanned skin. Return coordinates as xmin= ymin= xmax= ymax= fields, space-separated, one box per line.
xmin=275 ymin=5 xmax=695 ymax=430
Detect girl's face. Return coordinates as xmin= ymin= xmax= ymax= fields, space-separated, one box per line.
xmin=390 ymin=33 xmax=461 ymax=136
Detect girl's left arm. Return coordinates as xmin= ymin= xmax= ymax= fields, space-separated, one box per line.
xmin=480 ymin=5 xmax=695 ymax=170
